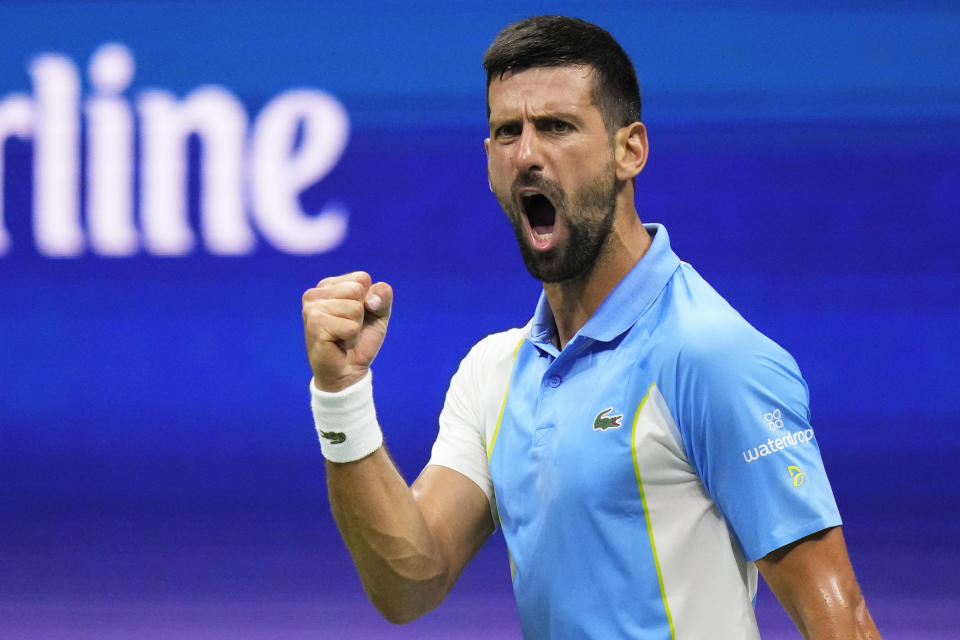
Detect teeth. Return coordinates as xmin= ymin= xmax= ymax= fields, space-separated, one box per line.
xmin=534 ymin=232 xmax=552 ymax=241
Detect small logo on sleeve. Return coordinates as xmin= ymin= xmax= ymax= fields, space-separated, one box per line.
xmin=764 ymin=409 xmax=785 ymax=431
xmin=788 ymin=465 xmax=806 ymax=487
xmin=320 ymin=430 xmax=347 ymax=445
xmin=593 ymin=407 xmax=624 ymax=431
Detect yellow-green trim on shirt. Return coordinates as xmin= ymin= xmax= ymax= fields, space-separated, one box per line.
xmin=485 ymin=337 xmax=525 ymax=460
xmin=631 ymin=382 xmax=676 ymax=639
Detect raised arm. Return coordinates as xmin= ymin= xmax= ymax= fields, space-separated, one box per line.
xmin=757 ymin=526 xmax=880 ymax=639
xmin=327 ymin=457 xmax=493 ymax=622
xmin=303 ymin=272 xmax=494 ymax=624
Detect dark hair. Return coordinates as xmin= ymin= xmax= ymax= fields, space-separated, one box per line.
xmin=483 ymin=15 xmax=642 ymax=132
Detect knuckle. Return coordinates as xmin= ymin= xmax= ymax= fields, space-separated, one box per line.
xmin=349 ymin=271 xmax=372 ymax=287
xmin=304 ymin=299 xmax=323 ymax=313
xmin=302 ymin=301 xmax=316 ymax=320
xmin=345 ymin=299 xmax=364 ymax=319
xmin=304 ymin=306 xmax=335 ymax=332
xmin=303 ymin=311 xmax=324 ymax=332
xmin=343 ymin=281 xmax=364 ymax=299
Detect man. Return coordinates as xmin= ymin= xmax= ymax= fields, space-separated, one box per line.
xmin=302 ymin=15 xmax=880 ymax=639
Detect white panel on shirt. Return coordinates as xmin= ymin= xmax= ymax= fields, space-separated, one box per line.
xmin=636 ymin=385 xmax=761 ymax=638
xmin=428 ymin=323 xmax=530 ymax=525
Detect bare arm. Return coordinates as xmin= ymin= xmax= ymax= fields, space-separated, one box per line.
xmin=328 ymin=457 xmax=494 ymax=623
xmin=757 ymin=526 xmax=880 ymax=639
xmin=303 ymin=272 xmax=494 ymax=623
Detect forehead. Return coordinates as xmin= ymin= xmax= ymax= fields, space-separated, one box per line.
xmin=487 ymin=66 xmax=598 ymax=120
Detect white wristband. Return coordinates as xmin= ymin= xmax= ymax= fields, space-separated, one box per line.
xmin=310 ymin=370 xmax=383 ymax=463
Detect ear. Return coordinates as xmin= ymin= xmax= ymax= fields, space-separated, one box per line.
xmin=484 ymin=138 xmax=493 ymax=192
xmin=614 ymin=122 xmax=648 ymax=182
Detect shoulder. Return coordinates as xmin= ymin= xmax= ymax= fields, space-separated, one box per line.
xmin=661 ymin=264 xmax=799 ymax=377
xmin=445 ymin=321 xmax=530 ymax=400
xmin=650 ymin=264 xmax=807 ymax=420
xmin=459 ymin=322 xmax=531 ymax=372
xmin=438 ymin=322 xmax=530 ymax=466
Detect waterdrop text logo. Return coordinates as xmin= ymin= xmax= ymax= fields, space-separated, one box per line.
xmin=0 ymin=43 xmax=349 ymax=257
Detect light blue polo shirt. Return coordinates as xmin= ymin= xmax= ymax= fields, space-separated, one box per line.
xmin=475 ymin=224 xmax=842 ymax=639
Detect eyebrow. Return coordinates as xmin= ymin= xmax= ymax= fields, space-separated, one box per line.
xmin=489 ymin=111 xmax=584 ymax=128
xmin=531 ymin=112 xmax=581 ymax=125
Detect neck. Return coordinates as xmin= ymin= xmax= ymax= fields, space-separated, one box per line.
xmin=544 ymin=205 xmax=651 ymax=349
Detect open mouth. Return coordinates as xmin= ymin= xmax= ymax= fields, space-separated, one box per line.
xmin=521 ymin=193 xmax=557 ymax=250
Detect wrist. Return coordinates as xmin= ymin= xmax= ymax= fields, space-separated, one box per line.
xmin=312 ymin=368 xmax=368 ymax=393
xmin=310 ymin=369 xmax=383 ymax=463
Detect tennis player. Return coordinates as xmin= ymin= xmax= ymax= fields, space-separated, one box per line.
xmin=302 ymin=15 xmax=880 ymax=639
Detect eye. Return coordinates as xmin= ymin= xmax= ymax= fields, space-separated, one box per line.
xmin=495 ymin=122 xmax=521 ymax=138
xmin=537 ymin=118 xmax=574 ymax=134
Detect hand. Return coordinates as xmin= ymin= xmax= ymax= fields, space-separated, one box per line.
xmin=302 ymin=271 xmax=393 ymax=392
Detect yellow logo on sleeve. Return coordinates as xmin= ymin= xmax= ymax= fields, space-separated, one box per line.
xmin=788 ymin=465 xmax=806 ymax=487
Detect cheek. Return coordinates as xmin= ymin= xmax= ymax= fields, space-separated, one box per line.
xmin=487 ymin=154 xmax=512 ymax=189
xmin=487 ymin=148 xmax=507 ymax=173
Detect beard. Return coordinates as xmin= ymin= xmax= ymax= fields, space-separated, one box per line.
xmin=495 ymin=162 xmax=619 ymax=284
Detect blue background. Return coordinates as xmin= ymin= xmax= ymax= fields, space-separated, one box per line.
xmin=2 ymin=2 xmax=958 ymax=637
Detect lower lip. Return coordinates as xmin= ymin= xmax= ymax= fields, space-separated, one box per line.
xmin=527 ymin=223 xmax=557 ymax=252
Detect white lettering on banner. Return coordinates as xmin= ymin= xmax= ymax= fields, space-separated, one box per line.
xmin=32 ymin=54 xmax=83 ymax=256
xmin=0 ymin=94 xmax=32 ymax=254
xmin=139 ymin=86 xmax=251 ymax=255
xmin=87 ymin=43 xmax=136 ymax=255
xmin=250 ymin=90 xmax=349 ymax=255
xmin=0 ymin=43 xmax=350 ymax=257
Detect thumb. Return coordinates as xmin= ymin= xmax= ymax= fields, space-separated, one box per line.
xmin=364 ymin=281 xmax=393 ymax=321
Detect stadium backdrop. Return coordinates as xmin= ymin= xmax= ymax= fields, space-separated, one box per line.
xmin=1 ymin=1 xmax=958 ymax=637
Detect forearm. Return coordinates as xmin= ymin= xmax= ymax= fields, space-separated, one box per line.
xmin=326 ymin=447 xmax=449 ymax=624
xmin=303 ymin=274 xmax=482 ymax=622
xmin=791 ymin=585 xmax=880 ymax=639
xmin=759 ymin=527 xmax=881 ymax=640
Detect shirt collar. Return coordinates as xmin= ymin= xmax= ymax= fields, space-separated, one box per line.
xmin=529 ymin=223 xmax=681 ymax=348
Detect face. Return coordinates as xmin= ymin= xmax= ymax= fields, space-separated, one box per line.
xmin=485 ymin=66 xmax=619 ymax=283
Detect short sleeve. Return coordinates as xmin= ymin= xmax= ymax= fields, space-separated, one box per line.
xmin=672 ymin=324 xmax=842 ymax=561
xmin=429 ymin=342 xmax=498 ymax=523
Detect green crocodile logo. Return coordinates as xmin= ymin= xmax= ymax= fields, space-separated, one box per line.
xmin=320 ymin=430 xmax=347 ymax=445
xmin=593 ymin=407 xmax=623 ymax=431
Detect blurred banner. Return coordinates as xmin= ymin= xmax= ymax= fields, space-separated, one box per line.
xmin=1 ymin=2 xmax=958 ymax=637
xmin=3 ymin=0 xmax=958 ymax=462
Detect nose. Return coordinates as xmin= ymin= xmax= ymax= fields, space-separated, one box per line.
xmin=514 ymin=125 xmax=544 ymax=174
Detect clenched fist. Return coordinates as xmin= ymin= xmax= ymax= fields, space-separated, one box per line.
xmin=302 ymin=271 xmax=393 ymax=392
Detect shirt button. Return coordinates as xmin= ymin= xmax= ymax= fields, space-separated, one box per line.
xmin=549 ymin=375 xmax=562 ymax=388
